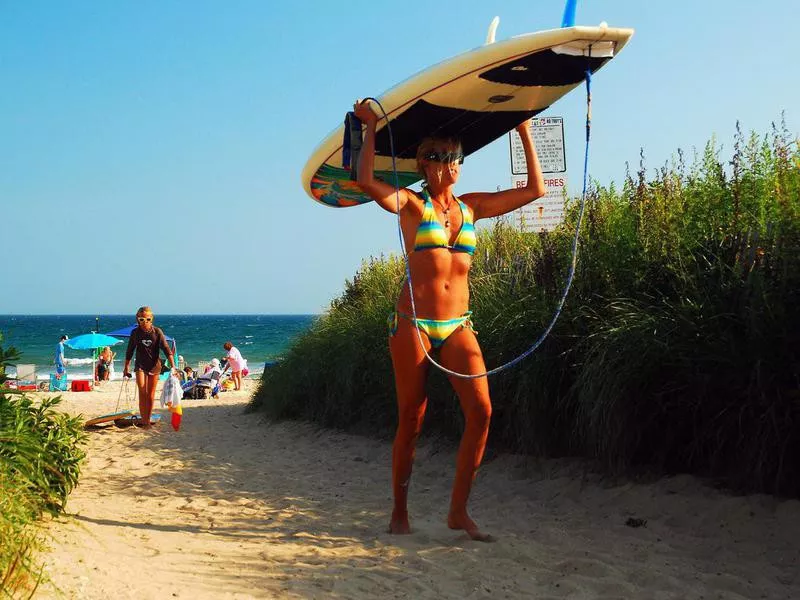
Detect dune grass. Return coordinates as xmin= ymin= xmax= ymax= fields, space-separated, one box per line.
xmin=252 ymin=118 xmax=800 ymax=496
xmin=0 ymin=337 xmax=86 ymax=598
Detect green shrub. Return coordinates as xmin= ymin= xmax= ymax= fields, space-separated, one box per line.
xmin=1 ymin=335 xmax=86 ymax=598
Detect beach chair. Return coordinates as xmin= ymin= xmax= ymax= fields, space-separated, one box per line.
xmin=13 ymin=364 xmax=37 ymax=383
xmin=184 ymin=369 xmax=221 ymax=399
xmin=10 ymin=364 xmax=38 ymax=391
xmin=50 ymin=373 xmax=69 ymax=392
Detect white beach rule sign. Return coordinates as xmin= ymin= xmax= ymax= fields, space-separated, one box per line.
xmin=510 ymin=116 xmax=566 ymax=174
xmin=509 ymin=117 xmax=567 ymax=232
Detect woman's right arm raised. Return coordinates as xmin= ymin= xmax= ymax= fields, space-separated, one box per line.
xmin=354 ymin=100 xmax=412 ymax=214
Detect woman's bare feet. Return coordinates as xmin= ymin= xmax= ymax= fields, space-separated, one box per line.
xmin=447 ymin=512 xmax=495 ymax=542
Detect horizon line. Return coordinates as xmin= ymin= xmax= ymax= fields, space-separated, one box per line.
xmin=0 ymin=313 xmax=321 ymax=317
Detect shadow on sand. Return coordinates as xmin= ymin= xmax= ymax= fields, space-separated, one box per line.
xmin=74 ymin=399 xmax=481 ymax=597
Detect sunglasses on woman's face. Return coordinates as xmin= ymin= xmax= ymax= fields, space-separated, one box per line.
xmin=137 ymin=317 xmax=153 ymax=323
xmin=424 ymin=151 xmax=464 ymax=164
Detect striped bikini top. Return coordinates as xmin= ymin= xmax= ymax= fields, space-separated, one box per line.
xmin=413 ymin=188 xmax=477 ymax=255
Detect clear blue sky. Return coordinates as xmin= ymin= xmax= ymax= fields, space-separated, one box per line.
xmin=1 ymin=0 xmax=796 ymax=314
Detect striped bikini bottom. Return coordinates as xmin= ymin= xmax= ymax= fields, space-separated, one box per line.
xmin=388 ymin=311 xmax=475 ymax=349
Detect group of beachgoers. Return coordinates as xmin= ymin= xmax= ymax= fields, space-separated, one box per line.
xmin=180 ymin=343 xmax=249 ymax=395
xmin=52 ymin=335 xmax=119 ymax=385
xmin=117 ymin=307 xmax=250 ymax=427
xmin=53 ymin=308 xmax=248 ymax=404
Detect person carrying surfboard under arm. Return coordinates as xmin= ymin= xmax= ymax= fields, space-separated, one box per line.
xmin=353 ymin=99 xmax=546 ymax=541
xmin=123 ymin=306 xmax=177 ymax=429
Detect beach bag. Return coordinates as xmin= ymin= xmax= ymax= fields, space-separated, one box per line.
xmin=159 ymin=373 xmax=184 ymax=432
xmin=50 ymin=373 xmax=69 ymax=392
xmin=160 ymin=373 xmax=182 ymax=410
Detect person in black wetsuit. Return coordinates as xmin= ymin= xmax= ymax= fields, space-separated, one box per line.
xmin=122 ymin=306 xmax=176 ymax=428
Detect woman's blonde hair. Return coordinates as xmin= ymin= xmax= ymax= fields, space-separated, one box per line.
xmin=136 ymin=306 xmax=153 ymax=317
xmin=415 ymin=137 xmax=463 ymax=177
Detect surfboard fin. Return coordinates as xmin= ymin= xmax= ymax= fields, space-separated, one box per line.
xmin=485 ymin=16 xmax=499 ymax=44
xmin=561 ymin=0 xmax=577 ymax=27
xmin=342 ymin=112 xmax=363 ymax=181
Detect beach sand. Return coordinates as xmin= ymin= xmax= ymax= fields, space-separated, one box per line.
xmin=36 ymin=380 xmax=800 ymax=599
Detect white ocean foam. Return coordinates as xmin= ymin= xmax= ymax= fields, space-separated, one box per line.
xmin=64 ymin=357 xmax=95 ymax=366
xmin=9 ymin=362 xmax=121 ymax=381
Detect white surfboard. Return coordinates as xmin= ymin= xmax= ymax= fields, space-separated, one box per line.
xmin=302 ymin=24 xmax=633 ymax=208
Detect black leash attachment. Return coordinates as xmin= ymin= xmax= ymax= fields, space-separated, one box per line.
xmin=342 ymin=112 xmax=363 ymax=181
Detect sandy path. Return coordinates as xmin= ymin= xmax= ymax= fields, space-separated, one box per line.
xmin=38 ymin=381 xmax=800 ymax=599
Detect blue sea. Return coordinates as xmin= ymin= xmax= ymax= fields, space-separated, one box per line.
xmin=0 ymin=315 xmax=317 ymax=380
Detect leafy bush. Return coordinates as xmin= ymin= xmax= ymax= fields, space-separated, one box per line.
xmin=1 ymin=395 xmax=86 ymax=514
xmin=1 ymin=335 xmax=86 ymax=598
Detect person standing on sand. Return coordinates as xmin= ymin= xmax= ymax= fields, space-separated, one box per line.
xmin=354 ymin=99 xmax=546 ymax=541
xmin=223 ymin=341 xmax=244 ymax=391
xmin=54 ymin=334 xmax=68 ymax=379
xmin=123 ymin=306 xmax=176 ymax=428
xmin=96 ymin=346 xmax=115 ymax=382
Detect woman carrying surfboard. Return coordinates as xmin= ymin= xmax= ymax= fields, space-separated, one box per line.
xmin=354 ymin=100 xmax=546 ymax=541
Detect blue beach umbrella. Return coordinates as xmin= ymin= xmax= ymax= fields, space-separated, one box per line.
xmin=104 ymin=325 xmax=174 ymax=344
xmin=65 ymin=333 xmax=124 ymax=350
xmin=105 ymin=324 xmax=177 ymax=354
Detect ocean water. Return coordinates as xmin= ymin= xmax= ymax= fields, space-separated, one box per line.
xmin=0 ymin=315 xmax=317 ymax=380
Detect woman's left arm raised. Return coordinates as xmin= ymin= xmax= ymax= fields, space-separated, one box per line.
xmin=462 ymin=119 xmax=547 ymax=220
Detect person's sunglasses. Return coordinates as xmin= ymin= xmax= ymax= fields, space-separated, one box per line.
xmin=424 ymin=151 xmax=464 ymax=164
xmin=137 ymin=317 xmax=153 ymax=322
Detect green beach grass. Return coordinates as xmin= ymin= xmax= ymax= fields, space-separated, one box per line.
xmin=0 ymin=337 xmax=86 ymax=598
xmin=252 ymin=119 xmax=800 ymax=496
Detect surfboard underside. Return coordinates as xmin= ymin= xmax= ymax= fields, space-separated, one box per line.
xmin=303 ymin=26 xmax=633 ymax=208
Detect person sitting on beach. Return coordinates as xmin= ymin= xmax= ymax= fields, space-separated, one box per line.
xmin=209 ymin=357 xmax=223 ymax=376
xmin=183 ymin=366 xmax=194 ymax=382
xmin=353 ymin=100 xmax=546 ymax=541
xmin=122 ymin=306 xmax=177 ymax=428
xmin=223 ymin=342 xmax=244 ymax=391
xmin=209 ymin=358 xmax=225 ymax=398
xmin=96 ymin=346 xmax=115 ymax=383
xmin=183 ymin=358 xmax=222 ymax=398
